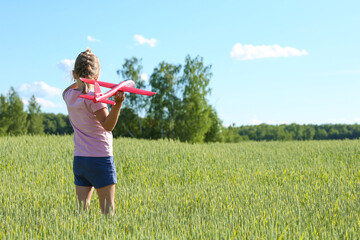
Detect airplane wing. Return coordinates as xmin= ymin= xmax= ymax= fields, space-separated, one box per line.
xmin=120 ymin=86 xmax=157 ymax=96
xmin=79 ymin=94 xmax=116 ymax=105
xmin=79 ymin=94 xmax=95 ymax=100
xmin=79 ymin=78 xmax=156 ymax=105
xmin=98 ymin=99 xmax=116 ymax=105
xmin=80 ymin=78 xmax=117 ymax=88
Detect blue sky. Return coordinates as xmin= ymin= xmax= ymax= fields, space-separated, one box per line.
xmin=1 ymin=0 xmax=359 ymax=126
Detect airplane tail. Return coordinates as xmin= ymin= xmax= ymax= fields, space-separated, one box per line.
xmin=94 ymin=81 xmax=101 ymax=98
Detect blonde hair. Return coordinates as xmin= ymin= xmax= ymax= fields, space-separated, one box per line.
xmin=74 ymin=48 xmax=100 ymax=94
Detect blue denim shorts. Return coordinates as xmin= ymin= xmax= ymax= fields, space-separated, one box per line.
xmin=73 ymin=156 xmax=117 ymax=189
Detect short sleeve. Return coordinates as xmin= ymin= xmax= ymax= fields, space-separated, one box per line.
xmin=63 ymin=89 xmax=71 ymax=102
xmin=90 ymin=101 xmax=108 ymax=113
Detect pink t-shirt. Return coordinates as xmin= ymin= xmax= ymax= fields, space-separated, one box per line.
xmin=63 ymin=89 xmax=113 ymax=157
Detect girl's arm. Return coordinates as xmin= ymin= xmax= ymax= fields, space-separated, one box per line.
xmin=62 ymin=83 xmax=78 ymax=99
xmin=94 ymin=91 xmax=125 ymax=131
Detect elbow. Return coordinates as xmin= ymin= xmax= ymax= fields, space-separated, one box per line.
xmin=101 ymin=122 xmax=114 ymax=132
xmin=103 ymin=126 xmax=114 ymax=132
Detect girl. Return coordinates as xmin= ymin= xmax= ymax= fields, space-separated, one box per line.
xmin=63 ymin=49 xmax=125 ymax=215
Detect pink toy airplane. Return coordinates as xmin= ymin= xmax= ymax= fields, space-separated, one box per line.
xmin=79 ymin=78 xmax=156 ymax=105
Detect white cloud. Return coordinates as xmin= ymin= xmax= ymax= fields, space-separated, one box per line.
xmin=35 ymin=98 xmax=63 ymax=108
xmin=22 ymin=97 xmax=63 ymax=108
xmin=18 ymin=81 xmax=62 ymax=98
xmin=141 ymin=73 xmax=149 ymax=82
xmin=249 ymin=116 xmax=263 ymax=125
xmin=230 ymin=43 xmax=308 ymax=60
xmin=354 ymin=118 xmax=360 ymax=123
xmin=325 ymin=118 xmax=360 ymax=124
xmin=267 ymin=120 xmax=289 ymax=125
xmin=57 ymin=59 xmax=75 ymax=73
xmin=134 ymin=34 xmax=157 ymax=47
xmin=57 ymin=59 xmax=75 ymax=81
xmin=87 ymin=35 xmax=100 ymax=42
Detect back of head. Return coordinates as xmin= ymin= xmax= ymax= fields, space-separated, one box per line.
xmin=74 ymin=48 xmax=100 ymax=94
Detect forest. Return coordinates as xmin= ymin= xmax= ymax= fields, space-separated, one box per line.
xmin=1 ymin=55 xmax=360 ymax=143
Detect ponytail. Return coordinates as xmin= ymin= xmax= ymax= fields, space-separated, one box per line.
xmin=74 ymin=48 xmax=100 ymax=94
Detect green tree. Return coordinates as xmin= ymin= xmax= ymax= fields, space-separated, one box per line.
xmin=113 ymin=108 xmax=139 ymax=138
xmin=149 ymin=61 xmax=181 ymax=139
xmin=328 ymin=126 xmax=340 ymax=139
xmin=116 ymin=57 xmax=147 ymax=137
xmin=43 ymin=113 xmax=58 ymax=134
xmin=303 ymin=126 xmax=315 ymax=140
xmin=6 ymin=87 xmax=27 ymax=135
xmin=224 ymin=124 xmax=244 ymax=142
xmin=55 ymin=114 xmax=72 ymax=134
xmin=350 ymin=124 xmax=360 ymax=139
xmin=315 ymin=126 xmax=328 ymax=140
xmin=27 ymin=95 xmax=44 ymax=135
xmin=176 ymin=55 xmax=212 ymax=143
xmin=204 ymin=107 xmax=223 ymax=142
xmin=0 ymin=94 xmax=10 ymax=135
xmin=42 ymin=113 xmax=72 ymax=135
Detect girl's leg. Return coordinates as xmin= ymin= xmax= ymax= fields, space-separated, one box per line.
xmin=75 ymin=185 xmax=94 ymax=211
xmin=96 ymin=184 xmax=115 ymax=215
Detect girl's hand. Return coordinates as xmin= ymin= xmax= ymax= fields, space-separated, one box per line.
xmin=114 ymin=91 xmax=125 ymax=104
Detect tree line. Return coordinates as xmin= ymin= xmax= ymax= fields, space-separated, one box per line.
xmin=1 ymin=55 xmax=360 ymax=142
xmin=222 ymin=123 xmax=360 ymax=142
xmin=0 ymin=87 xmax=73 ymax=136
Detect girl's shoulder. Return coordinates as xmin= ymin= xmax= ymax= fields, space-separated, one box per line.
xmin=62 ymin=83 xmax=78 ymax=100
xmin=63 ymin=88 xmax=76 ymax=101
xmin=63 ymin=88 xmax=84 ymax=103
xmin=64 ymin=89 xmax=104 ymax=113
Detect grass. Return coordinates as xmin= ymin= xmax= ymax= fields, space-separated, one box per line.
xmin=1 ymin=135 xmax=360 ymax=239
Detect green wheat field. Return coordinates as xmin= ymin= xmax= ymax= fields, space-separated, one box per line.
xmin=1 ymin=135 xmax=360 ymax=239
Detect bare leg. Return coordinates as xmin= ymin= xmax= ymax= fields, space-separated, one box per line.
xmin=96 ymin=184 xmax=115 ymax=215
xmin=75 ymin=185 xmax=94 ymax=211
